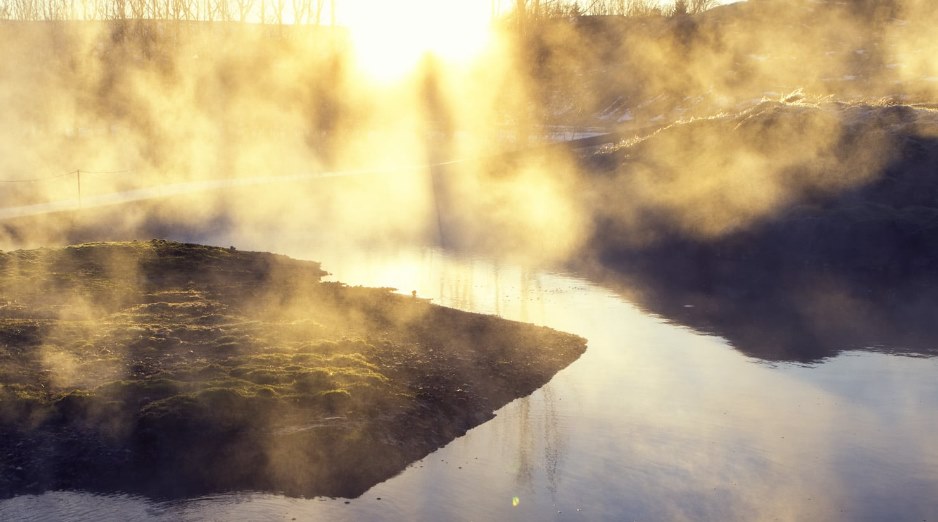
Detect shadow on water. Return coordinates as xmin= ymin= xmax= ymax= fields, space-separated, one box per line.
xmin=577 ymin=104 xmax=938 ymax=363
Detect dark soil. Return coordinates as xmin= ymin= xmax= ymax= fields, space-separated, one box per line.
xmin=0 ymin=240 xmax=585 ymax=499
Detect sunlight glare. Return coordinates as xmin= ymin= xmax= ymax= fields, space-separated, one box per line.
xmin=340 ymin=0 xmax=492 ymax=81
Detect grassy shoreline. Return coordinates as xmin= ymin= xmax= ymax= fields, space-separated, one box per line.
xmin=0 ymin=240 xmax=586 ymax=499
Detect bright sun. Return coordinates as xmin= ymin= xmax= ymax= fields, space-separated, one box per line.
xmin=338 ymin=0 xmax=493 ymax=81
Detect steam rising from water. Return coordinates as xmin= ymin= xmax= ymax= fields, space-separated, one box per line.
xmin=2 ymin=1 xmax=938 ymax=504
xmin=0 ymin=0 xmax=936 ymax=259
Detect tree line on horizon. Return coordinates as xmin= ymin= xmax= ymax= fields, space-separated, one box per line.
xmin=0 ymin=0 xmax=723 ymax=26
xmin=0 ymin=0 xmax=335 ymax=25
xmin=0 ymin=0 xmax=904 ymax=26
xmin=518 ymin=0 xmax=717 ymax=18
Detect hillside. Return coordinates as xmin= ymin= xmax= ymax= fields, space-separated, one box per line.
xmin=576 ymin=100 xmax=938 ymax=361
xmin=523 ymin=1 xmax=938 ymax=130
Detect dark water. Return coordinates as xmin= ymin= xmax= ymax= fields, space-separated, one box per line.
xmin=2 ymin=244 xmax=936 ymax=521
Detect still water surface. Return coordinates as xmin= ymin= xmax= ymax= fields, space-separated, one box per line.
xmin=2 ymin=244 xmax=937 ymax=521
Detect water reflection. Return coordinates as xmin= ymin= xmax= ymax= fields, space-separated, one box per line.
xmin=578 ymin=117 xmax=938 ymax=364
xmin=584 ymin=252 xmax=938 ymax=363
xmin=198 ymin=246 xmax=938 ymax=520
xmin=2 ymin=244 xmax=938 ymax=520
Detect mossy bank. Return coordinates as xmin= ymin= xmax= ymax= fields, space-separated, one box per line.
xmin=0 ymin=240 xmax=586 ymax=499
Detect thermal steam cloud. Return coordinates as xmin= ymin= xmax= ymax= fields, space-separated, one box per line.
xmin=1 ymin=1 xmax=937 ymax=262
xmin=0 ymin=12 xmax=583 ymax=263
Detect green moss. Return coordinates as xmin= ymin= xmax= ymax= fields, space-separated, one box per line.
xmin=318 ymin=388 xmax=352 ymax=412
xmin=96 ymin=378 xmax=187 ymax=403
xmin=4 ymin=383 xmax=49 ymax=403
xmin=139 ymin=394 xmax=201 ymax=419
xmin=232 ymin=368 xmax=287 ymax=385
xmin=292 ymin=370 xmax=336 ymax=393
xmin=327 ymin=352 xmax=378 ymax=369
